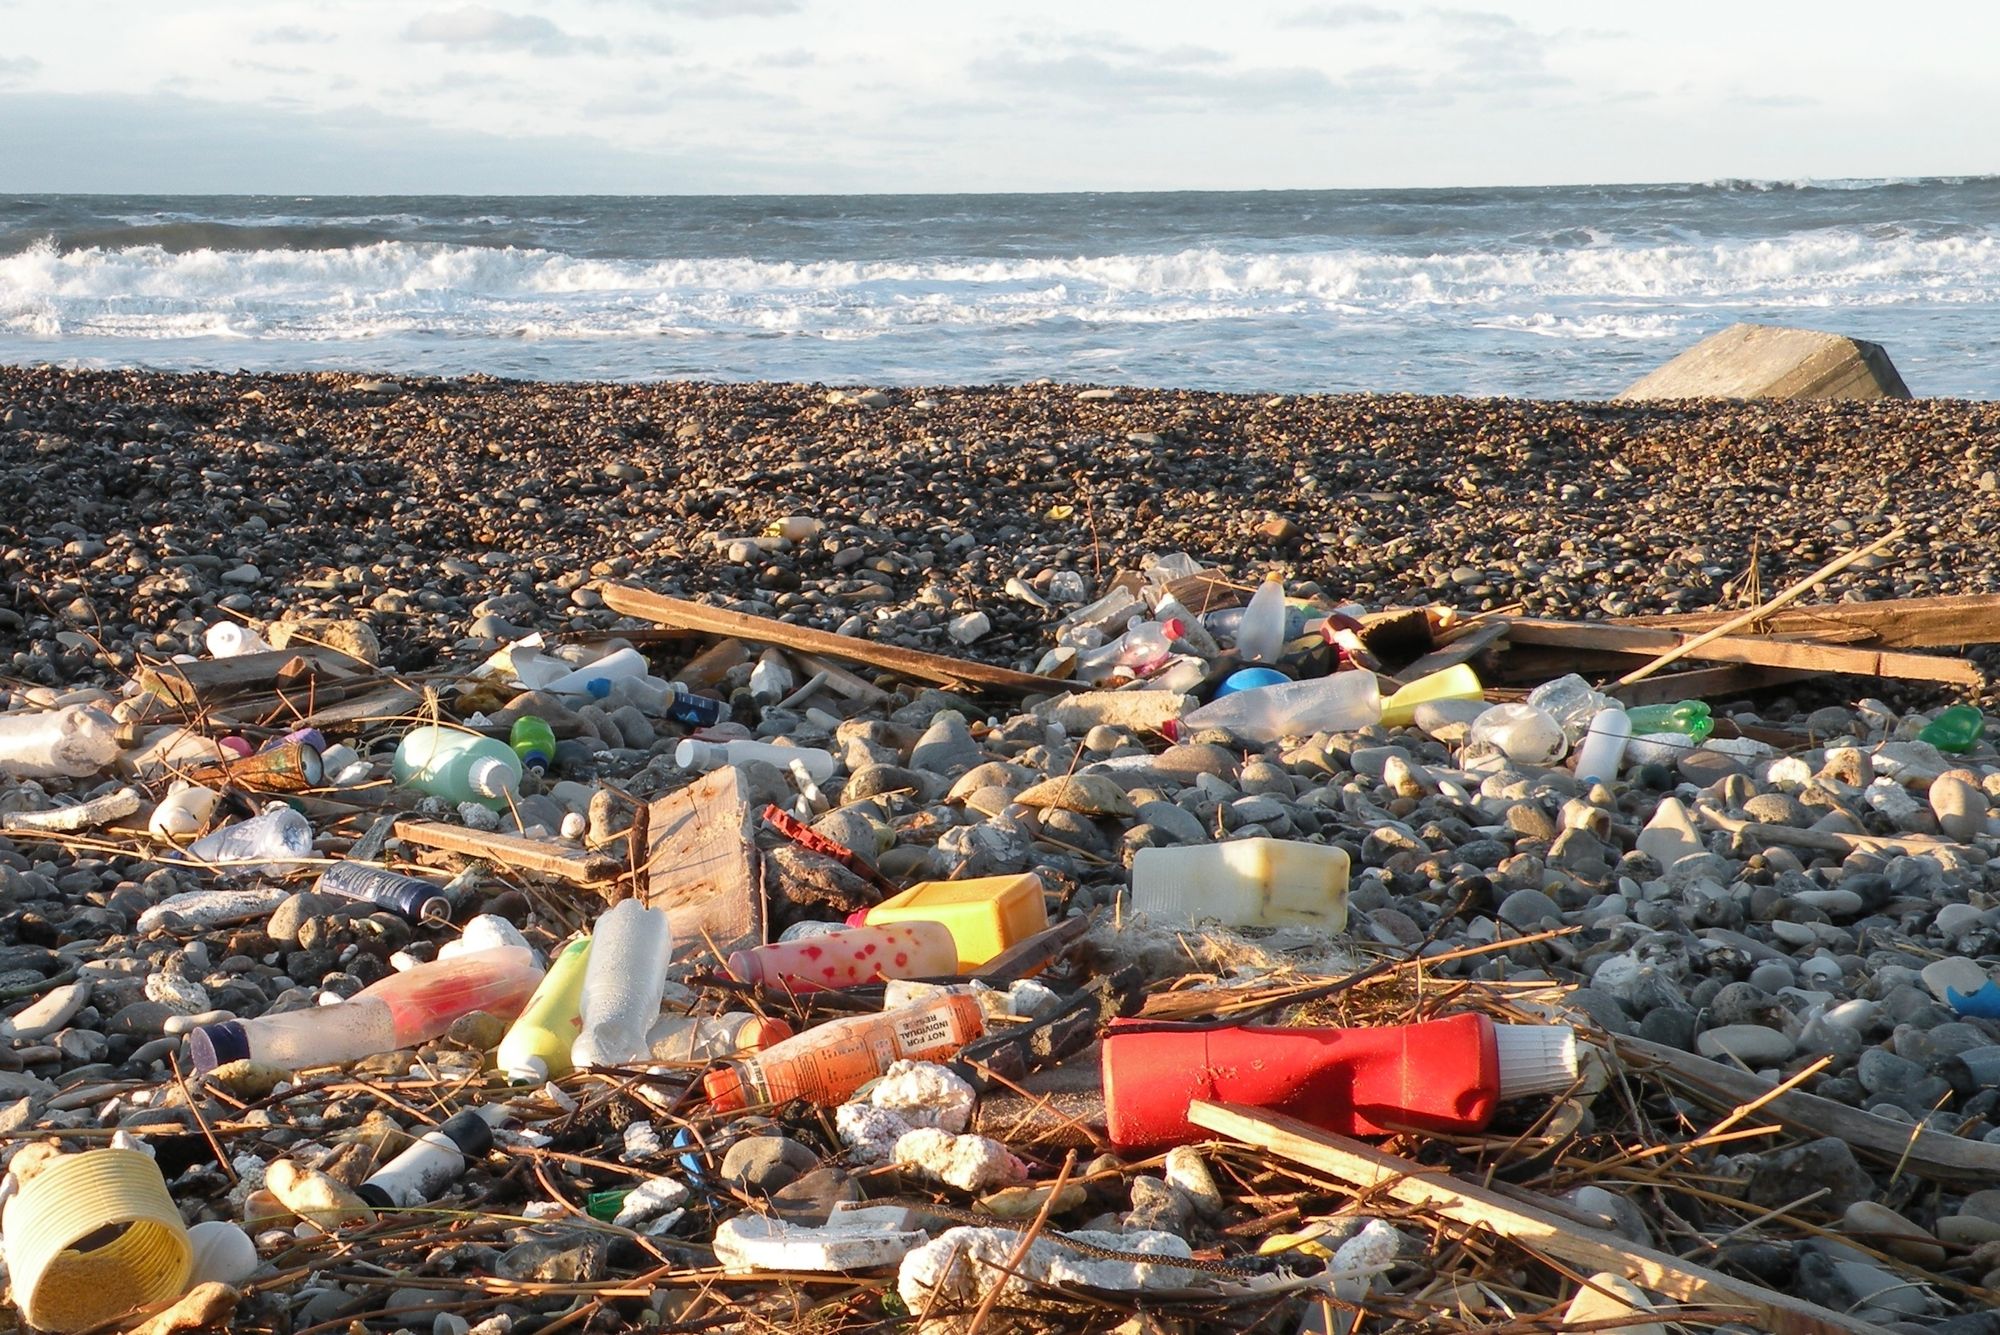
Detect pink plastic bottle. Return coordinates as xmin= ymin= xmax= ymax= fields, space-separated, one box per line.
xmin=726 ymin=922 xmax=958 ymax=993
xmin=186 ymin=946 xmax=544 ymax=1074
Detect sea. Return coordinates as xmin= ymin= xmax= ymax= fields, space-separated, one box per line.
xmin=3 ymin=179 xmax=1997 ymax=398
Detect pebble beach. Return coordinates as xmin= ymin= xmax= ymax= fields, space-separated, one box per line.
xmin=9 ymin=364 xmax=2000 ymax=1329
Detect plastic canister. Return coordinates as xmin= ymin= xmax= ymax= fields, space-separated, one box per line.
xmin=1131 ymin=837 xmax=1350 ymax=931
xmin=849 ymin=873 xmax=1050 ymax=971
xmin=1 ymin=1148 xmax=195 ymax=1333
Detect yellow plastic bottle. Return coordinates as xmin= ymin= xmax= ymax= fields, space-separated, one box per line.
xmin=1130 ymin=838 xmax=1350 ymax=931
xmin=854 ymin=873 xmax=1050 ymax=971
xmin=1379 ymin=663 xmax=1484 ymax=729
xmin=496 ymin=936 xmax=593 ymax=1083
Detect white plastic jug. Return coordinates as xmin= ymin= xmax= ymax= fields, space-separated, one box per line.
xmin=1131 ymin=837 xmax=1351 ymax=931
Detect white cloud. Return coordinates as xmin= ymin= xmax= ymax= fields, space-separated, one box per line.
xmin=403 ymin=6 xmax=607 ymax=56
xmin=638 ymin=0 xmax=804 ymax=16
xmin=1281 ymin=4 xmax=1402 ymax=28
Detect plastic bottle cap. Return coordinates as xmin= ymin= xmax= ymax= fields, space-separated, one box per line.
xmin=675 ymin=739 xmax=721 ymax=771
xmin=466 ymin=755 xmax=518 ymax=798
xmin=1492 ymin=1024 xmax=1579 ymax=1101
xmin=1160 ymin=617 xmax=1187 ymax=640
xmin=187 ymin=1020 xmax=249 ymax=1074
xmin=3 ymin=1148 xmax=194 ymax=1333
xmin=702 ymin=1066 xmax=748 ymax=1111
xmin=505 ymin=1055 xmax=550 ymax=1084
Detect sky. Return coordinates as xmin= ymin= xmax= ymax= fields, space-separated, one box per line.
xmin=0 ymin=0 xmax=1994 ymax=194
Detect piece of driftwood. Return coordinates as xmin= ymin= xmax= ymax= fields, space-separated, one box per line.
xmin=1611 ymin=1033 xmax=2000 ymax=1182
xmin=1188 ymin=1101 xmax=1879 ymax=1335
xmin=1607 ymin=665 xmax=1815 ymax=707
xmin=1393 ymin=620 xmax=1509 ymax=682
xmin=300 ymin=681 xmax=427 ymax=728
xmin=1699 ymin=808 xmax=1958 ymax=856
xmin=671 ymin=638 xmax=751 ymax=691
xmin=638 ymin=765 xmax=764 ymax=963
xmin=1622 ymin=592 xmax=2000 ymax=651
xmin=392 ymin=820 xmax=620 ymax=884
xmin=137 ymin=647 xmax=370 ymax=707
xmin=601 ymin=585 xmax=1070 ymax=694
xmin=1613 ymin=528 xmax=1905 ymax=685
xmin=791 ymin=652 xmax=894 ymax=707
xmin=1504 ymin=618 xmax=1979 ymax=687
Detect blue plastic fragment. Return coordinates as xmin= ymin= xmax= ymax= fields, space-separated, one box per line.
xmin=1946 ymin=981 xmax=2000 ymax=1018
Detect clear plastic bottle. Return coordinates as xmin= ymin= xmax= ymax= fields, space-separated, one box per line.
xmin=1168 ymin=670 xmax=1380 ymax=744
xmin=645 ymin=1011 xmax=792 ymax=1062
xmin=0 ymin=706 xmax=120 ymax=780
xmin=725 ymin=921 xmax=959 ymax=993
xmin=675 ymin=738 xmax=835 ymax=782
xmin=185 ymin=806 xmax=315 ymax=877
xmin=1073 ymin=619 xmax=1185 ymax=681
xmin=1466 ymin=703 xmax=1568 ymax=766
xmin=604 ymin=675 xmax=733 ymax=727
xmin=572 ymin=900 xmax=673 ymax=1068
xmin=1235 ymin=575 xmax=1287 ymax=664
xmin=187 ymin=945 xmax=543 ymax=1074
xmin=497 ymin=936 xmax=593 ymax=1083
xmin=1152 ymin=594 xmax=1220 ymax=657
xmin=702 ymin=994 xmax=987 ymax=1111
xmin=392 ymin=726 xmax=522 ymax=810
xmin=1526 ymin=674 xmax=1611 ymax=745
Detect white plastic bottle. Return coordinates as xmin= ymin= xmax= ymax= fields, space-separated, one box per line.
xmin=1571 ymin=706 xmax=1632 ymax=786
xmin=572 ymin=900 xmax=673 ymax=1068
xmin=1132 ymin=838 xmax=1351 ymax=930
xmin=1235 ymin=575 xmax=1287 ymax=664
xmin=1170 ymin=671 xmax=1380 ymax=744
xmin=148 ymin=784 xmax=221 ymax=840
xmin=645 ymin=1011 xmax=788 ymax=1063
xmin=675 ymin=738 xmax=836 ymax=783
xmin=542 ymin=647 xmax=649 ymax=698
xmin=0 ymin=706 xmax=120 ymax=779
xmin=204 ymin=622 xmax=270 ymax=658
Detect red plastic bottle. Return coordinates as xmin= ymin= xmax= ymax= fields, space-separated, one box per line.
xmin=1099 ymin=1012 xmax=1575 ymax=1154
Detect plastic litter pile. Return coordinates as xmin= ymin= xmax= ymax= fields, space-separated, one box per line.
xmin=9 ymin=536 xmax=2000 ymax=1334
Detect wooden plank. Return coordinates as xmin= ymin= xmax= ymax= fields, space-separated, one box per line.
xmin=638 ymin=765 xmax=764 ymax=965
xmin=392 ymin=820 xmax=621 ymax=884
xmin=601 ymin=584 xmax=1072 ymax=695
xmin=1394 ymin=621 xmax=1510 ymax=682
xmin=137 ymin=647 xmax=370 ymax=707
xmin=1610 ymin=1033 xmax=2000 ymax=1182
xmin=1187 ymin=1101 xmax=1878 ymax=1335
xmin=1505 ymin=618 xmax=1980 ymax=687
xmin=1621 ymin=592 xmax=2000 ymax=650
xmin=1608 ymin=665 xmax=1815 ymax=706
xmin=301 ymin=681 xmax=426 ymax=728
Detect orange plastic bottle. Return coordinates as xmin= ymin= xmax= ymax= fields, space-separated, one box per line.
xmin=702 ymin=994 xmax=985 ymax=1111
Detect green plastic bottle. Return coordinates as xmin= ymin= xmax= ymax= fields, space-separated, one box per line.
xmin=1920 ymin=705 xmax=1985 ymax=754
xmin=1624 ymin=700 xmax=1714 ymax=741
xmin=510 ymin=716 xmax=557 ymax=772
xmin=391 ymin=725 xmax=522 ymax=810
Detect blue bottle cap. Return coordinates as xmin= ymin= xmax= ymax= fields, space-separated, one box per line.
xmin=1215 ymin=667 xmax=1290 ymax=698
xmin=188 ymin=1020 xmax=249 ymax=1074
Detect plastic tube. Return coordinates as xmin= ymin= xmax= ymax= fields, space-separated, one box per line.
xmin=496 ymin=936 xmax=593 ymax=1083
xmin=703 ymin=994 xmax=986 ymax=1112
xmin=542 ymin=647 xmax=649 ymax=698
xmin=725 ymin=922 xmax=959 ymax=993
xmin=675 ymin=738 xmax=835 ymax=783
xmin=315 ymin=861 xmax=453 ymax=923
xmin=572 ymin=900 xmax=672 ymax=1068
xmin=187 ymin=945 xmax=542 ymax=1074
xmin=1100 ymin=1012 xmax=1577 ymax=1153
xmin=356 ymin=1107 xmax=501 ymax=1209
xmin=1571 ymin=706 xmax=1632 ymax=786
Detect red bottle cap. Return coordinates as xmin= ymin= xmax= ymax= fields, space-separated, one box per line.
xmin=738 ymin=1017 xmax=792 ymax=1053
xmin=702 ymin=1066 xmax=749 ymax=1112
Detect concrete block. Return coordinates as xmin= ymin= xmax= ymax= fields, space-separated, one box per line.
xmin=1617 ymin=322 xmax=1910 ymax=401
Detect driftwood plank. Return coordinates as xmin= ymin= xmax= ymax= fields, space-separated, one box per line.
xmin=600 ymin=585 xmax=1070 ymax=695
xmin=1621 ymin=593 xmax=2000 ymax=650
xmin=1610 ymin=1033 xmax=2000 ymax=1182
xmin=1505 ymin=618 xmax=1980 ymax=687
xmin=638 ymin=765 xmax=764 ymax=964
xmin=392 ymin=820 xmax=621 ymax=884
xmin=1188 ymin=1101 xmax=1879 ymax=1335
xmin=138 ymin=647 xmax=370 ymax=707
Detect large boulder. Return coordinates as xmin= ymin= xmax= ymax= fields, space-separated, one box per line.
xmin=1617 ymin=322 xmax=1910 ymax=401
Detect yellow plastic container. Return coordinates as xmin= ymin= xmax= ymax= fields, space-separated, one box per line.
xmin=1379 ymin=663 xmax=1484 ymax=729
xmin=859 ymin=873 xmax=1050 ymax=971
xmin=2 ymin=1148 xmax=194 ymax=1333
xmin=495 ymin=935 xmax=593 ymax=1083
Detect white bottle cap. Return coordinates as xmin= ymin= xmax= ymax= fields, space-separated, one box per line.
xmin=675 ymin=739 xmax=723 ymax=771
xmin=1492 ymin=1024 xmax=1578 ymax=1101
xmin=505 ymin=1055 xmax=549 ymax=1084
xmin=466 ymin=755 xmax=518 ymax=798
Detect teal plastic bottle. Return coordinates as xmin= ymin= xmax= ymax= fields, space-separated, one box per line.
xmin=1921 ymin=705 xmax=1985 ymax=754
xmin=392 ymin=726 xmax=523 ymax=809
